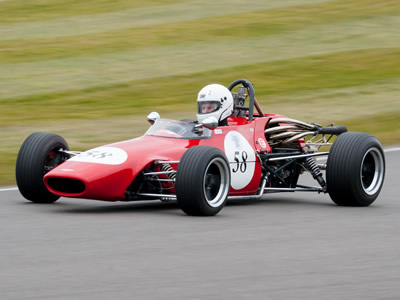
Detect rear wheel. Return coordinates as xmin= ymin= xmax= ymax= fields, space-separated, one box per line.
xmin=16 ymin=132 xmax=69 ymax=203
xmin=326 ymin=132 xmax=385 ymax=206
xmin=175 ymin=146 xmax=230 ymax=216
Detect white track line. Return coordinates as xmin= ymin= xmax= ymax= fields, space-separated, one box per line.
xmin=385 ymin=147 xmax=400 ymax=153
xmin=1 ymin=148 xmax=399 ymax=192
xmin=315 ymin=147 xmax=400 ymax=162
xmin=0 ymin=187 xmax=18 ymax=192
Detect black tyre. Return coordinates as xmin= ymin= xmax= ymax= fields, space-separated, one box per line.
xmin=175 ymin=146 xmax=231 ymax=216
xmin=16 ymin=132 xmax=69 ymax=203
xmin=326 ymin=132 xmax=385 ymax=206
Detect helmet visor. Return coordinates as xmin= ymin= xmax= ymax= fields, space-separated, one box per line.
xmin=198 ymin=101 xmax=221 ymax=114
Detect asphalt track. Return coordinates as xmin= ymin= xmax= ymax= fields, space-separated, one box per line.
xmin=1 ymin=149 xmax=399 ymax=299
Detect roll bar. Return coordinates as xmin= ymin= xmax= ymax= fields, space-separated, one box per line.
xmin=228 ymin=79 xmax=264 ymax=121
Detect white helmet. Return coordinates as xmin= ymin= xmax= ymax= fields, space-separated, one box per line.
xmin=196 ymin=84 xmax=234 ymax=124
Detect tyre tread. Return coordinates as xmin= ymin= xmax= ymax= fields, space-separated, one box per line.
xmin=326 ymin=132 xmax=385 ymax=206
xmin=16 ymin=132 xmax=69 ymax=203
xmin=175 ymin=146 xmax=230 ymax=216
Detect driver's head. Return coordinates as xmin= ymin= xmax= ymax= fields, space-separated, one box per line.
xmin=201 ymin=102 xmax=218 ymax=114
xmin=196 ymin=84 xmax=234 ymax=125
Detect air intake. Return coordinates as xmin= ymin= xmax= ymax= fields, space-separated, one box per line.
xmin=47 ymin=178 xmax=85 ymax=194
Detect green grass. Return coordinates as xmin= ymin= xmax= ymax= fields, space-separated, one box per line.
xmin=2 ymin=48 xmax=400 ymax=126
xmin=0 ymin=0 xmax=399 ymax=186
xmin=344 ymin=112 xmax=400 ymax=145
xmin=0 ymin=0 xmax=184 ymax=24
xmin=2 ymin=0 xmax=398 ymax=63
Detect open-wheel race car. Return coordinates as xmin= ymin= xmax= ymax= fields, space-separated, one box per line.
xmin=16 ymin=79 xmax=386 ymax=216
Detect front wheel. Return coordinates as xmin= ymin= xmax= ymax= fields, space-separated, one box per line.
xmin=326 ymin=132 xmax=385 ymax=206
xmin=175 ymin=146 xmax=231 ymax=216
xmin=16 ymin=132 xmax=70 ymax=203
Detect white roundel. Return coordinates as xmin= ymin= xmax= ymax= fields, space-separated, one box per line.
xmin=224 ymin=131 xmax=256 ymax=190
xmin=69 ymin=147 xmax=128 ymax=165
xmin=258 ymin=137 xmax=267 ymax=149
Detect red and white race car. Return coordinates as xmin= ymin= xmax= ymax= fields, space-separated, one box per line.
xmin=16 ymin=79 xmax=385 ymax=216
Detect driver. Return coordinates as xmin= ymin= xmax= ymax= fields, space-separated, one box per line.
xmin=196 ymin=84 xmax=234 ymax=126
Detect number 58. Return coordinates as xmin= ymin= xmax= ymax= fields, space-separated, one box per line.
xmin=232 ymin=151 xmax=248 ymax=173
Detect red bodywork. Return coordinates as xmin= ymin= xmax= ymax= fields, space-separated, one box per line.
xmin=44 ymin=115 xmax=280 ymax=201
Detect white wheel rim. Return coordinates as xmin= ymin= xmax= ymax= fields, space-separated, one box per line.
xmin=360 ymin=147 xmax=384 ymax=195
xmin=203 ymin=157 xmax=230 ymax=208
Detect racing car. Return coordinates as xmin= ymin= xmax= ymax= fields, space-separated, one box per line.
xmin=16 ymin=79 xmax=385 ymax=216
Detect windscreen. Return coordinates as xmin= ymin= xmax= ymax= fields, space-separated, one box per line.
xmin=145 ymin=119 xmax=213 ymax=139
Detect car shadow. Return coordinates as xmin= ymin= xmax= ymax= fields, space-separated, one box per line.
xmin=226 ymin=195 xmax=336 ymax=208
xmin=22 ymin=193 xmax=380 ymax=216
xmin=22 ymin=199 xmax=182 ymax=215
xmin=226 ymin=194 xmax=383 ymax=209
xmin=52 ymin=194 xmax=334 ymax=215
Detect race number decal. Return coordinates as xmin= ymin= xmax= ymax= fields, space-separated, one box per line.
xmin=224 ymin=131 xmax=256 ymax=190
xmin=69 ymin=147 xmax=128 ymax=165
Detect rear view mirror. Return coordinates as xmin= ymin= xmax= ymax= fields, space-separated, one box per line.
xmin=201 ymin=116 xmax=218 ymax=129
xmin=147 ymin=112 xmax=160 ymax=125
